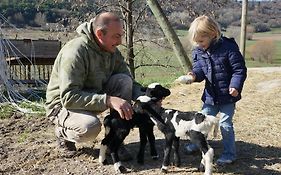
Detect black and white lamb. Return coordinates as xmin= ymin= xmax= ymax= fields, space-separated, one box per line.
xmin=141 ymin=93 xmax=218 ymax=175
xmin=98 ymin=83 xmax=171 ymax=173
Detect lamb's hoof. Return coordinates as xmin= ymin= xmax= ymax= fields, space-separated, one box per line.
xmin=118 ymin=165 xmax=127 ymax=174
xmin=198 ymin=163 xmax=205 ymax=172
xmin=170 ymin=160 xmax=181 ymax=167
xmin=100 ymin=159 xmax=108 ymax=165
xmin=174 ymin=162 xmax=181 ymax=167
xmin=151 ymin=155 xmax=159 ymax=160
xmin=137 ymin=158 xmax=144 ymax=165
xmin=161 ymin=166 xmax=168 ymax=173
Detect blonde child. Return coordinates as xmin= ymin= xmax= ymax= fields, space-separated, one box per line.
xmin=184 ymin=15 xmax=247 ymax=165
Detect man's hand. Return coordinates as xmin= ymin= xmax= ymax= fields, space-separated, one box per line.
xmin=229 ymin=88 xmax=239 ymax=97
xmin=106 ymin=96 xmax=133 ymax=120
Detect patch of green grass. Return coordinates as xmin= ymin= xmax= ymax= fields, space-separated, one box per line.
xmin=274 ymin=40 xmax=281 ymax=64
xmin=18 ymin=130 xmax=30 ymax=143
xmin=175 ymin=30 xmax=188 ymax=37
xmin=0 ymin=101 xmax=45 ymax=119
xmin=0 ymin=104 xmax=16 ymax=119
xmin=19 ymin=101 xmax=45 ymax=114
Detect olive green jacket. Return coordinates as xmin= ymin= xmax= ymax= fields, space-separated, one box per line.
xmin=45 ymin=21 xmax=140 ymax=116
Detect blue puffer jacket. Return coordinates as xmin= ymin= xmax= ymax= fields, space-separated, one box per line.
xmin=192 ymin=36 xmax=247 ymax=105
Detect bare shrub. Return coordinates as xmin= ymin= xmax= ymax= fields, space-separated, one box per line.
xmin=249 ymin=40 xmax=276 ymax=63
xmin=254 ymin=23 xmax=271 ymax=33
xmin=226 ymin=26 xmax=240 ymax=43
xmin=181 ymin=36 xmax=193 ymax=61
xmin=246 ymin=25 xmax=255 ymax=40
xmin=12 ymin=13 xmax=25 ymax=25
xmin=34 ymin=12 xmax=47 ymax=27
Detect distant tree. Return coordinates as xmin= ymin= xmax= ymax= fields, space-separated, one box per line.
xmin=246 ymin=25 xmax=255 ymax=40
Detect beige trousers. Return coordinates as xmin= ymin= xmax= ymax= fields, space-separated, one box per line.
xmin=54 ymin=73 xmax=133 ymax=143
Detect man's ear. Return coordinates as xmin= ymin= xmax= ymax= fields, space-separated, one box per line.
xmin=96 ymin=29 xmax=104 ymax=39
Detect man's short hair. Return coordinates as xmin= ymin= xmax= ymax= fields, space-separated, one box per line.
xmin=92 ymin=12 xmax=121 ymax=34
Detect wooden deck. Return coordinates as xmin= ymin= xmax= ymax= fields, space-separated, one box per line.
xmin=4 ymin=39 xmax=61 ymax=84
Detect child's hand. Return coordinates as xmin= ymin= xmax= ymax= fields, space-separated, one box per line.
xmin=229 ymin=88 xmax=239 ymax=97
xmin=175 ymin=72 xmax=195 ymax=84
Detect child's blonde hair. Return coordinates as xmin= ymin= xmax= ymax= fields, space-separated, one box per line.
xmin=188 ymin=15 xmax=221 ymax=46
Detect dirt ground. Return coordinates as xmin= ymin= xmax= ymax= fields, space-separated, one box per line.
xmin=1 ymin=67 xmax=281 ymax=175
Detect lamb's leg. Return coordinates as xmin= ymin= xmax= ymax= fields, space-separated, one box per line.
xmin=99 ymin=126 xmax=113 ymax=165
xmin=99 ymin=142 xmax=108 ymax=165
xmin=147 ymin=125 xmax=158 ymax=160
xmin=137 ymin=127 xmax=148 ymax=164
xmin=161 ymin=132 xmax=174 ymax=173
xmin=190 ymin=130 xmax=213 ymax=175
xmin=109 ymin=133 xmax=128 ymax=174
xmin=202 ymin=148 xmax=214 ymax=175
xmin=172 ymin=136 xmax=181 ymax=167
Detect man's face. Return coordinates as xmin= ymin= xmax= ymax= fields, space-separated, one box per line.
xmin=98 ymin=21 xmax=124 ymax=53
xmin=195 ymin=35 xmax=213 ymax=50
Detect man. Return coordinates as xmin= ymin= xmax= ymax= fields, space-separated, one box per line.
xmin=46 ymin=12 xmax=143 ymax=159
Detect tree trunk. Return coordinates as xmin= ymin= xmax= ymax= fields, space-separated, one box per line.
xmin=125 ymin=0 xmax=136 ymax=78
xmin=146 ymin=0 xmax=192 ymax=72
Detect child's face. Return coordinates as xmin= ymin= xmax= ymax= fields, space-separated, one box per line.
xmin=195 ymin=35 xmax=214 ymax=50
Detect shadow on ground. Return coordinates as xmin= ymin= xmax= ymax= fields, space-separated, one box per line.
xmin=1 ymin=115 xmax=280 ymax=175
xmin=113 ymin=139 xmax=281 ymax=174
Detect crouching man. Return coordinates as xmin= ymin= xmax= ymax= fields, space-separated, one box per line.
xmin=45 ymin=12 xmax=143 ymax=159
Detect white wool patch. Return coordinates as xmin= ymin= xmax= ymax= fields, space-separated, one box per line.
xmin=190 ymin=115 xmax=218 ymax=135
xmin=202 ymin=148 xmax=214 ymax=175
xmin=150 ymin=117 xmax=158 ymax=125
xmin=137 ymin=95 xmax=151 ymax=102
xmin=165 ymin=109 xmax=173 ymax=114
xmin=148 ymin=82 xmax=160 ymax=89
xmin=99 ymin=144 xmax=107 ymax=163
xmin=161 ymin=165 xmax=168 ymax=170
xmin=114 ymin=161 xmax=122 ymax=172
xmin=170 ymin=111 xmax=193 ymax=137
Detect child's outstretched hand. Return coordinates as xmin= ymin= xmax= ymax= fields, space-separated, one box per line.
xmin=175 ymin=72 xmax=195 ymax=84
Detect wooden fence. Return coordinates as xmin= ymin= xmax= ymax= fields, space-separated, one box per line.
xmin=4 ymin=39 xmax=61 ymax=85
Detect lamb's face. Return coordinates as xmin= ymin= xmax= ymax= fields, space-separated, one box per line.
xmin=133 ymin=83 xmax=170 ymax=114
xmin=145 ymin=83 xmax=171 ymax=101
xmin=133 ymin=96 xmax=152 ymax=113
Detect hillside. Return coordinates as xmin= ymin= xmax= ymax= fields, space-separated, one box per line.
xmin=0 ymin=0 xmax=280 ymax=32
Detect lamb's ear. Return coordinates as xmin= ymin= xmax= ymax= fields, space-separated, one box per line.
xmin=163 ymin=88 xmax=171 ymax=97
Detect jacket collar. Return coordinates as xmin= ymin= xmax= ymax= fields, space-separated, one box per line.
xmin=195 ymin=36 xmax=223 ymax=56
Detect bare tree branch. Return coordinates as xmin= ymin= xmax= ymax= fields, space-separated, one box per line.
xmin=135 ymin=63 xmax=178 ymax=70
